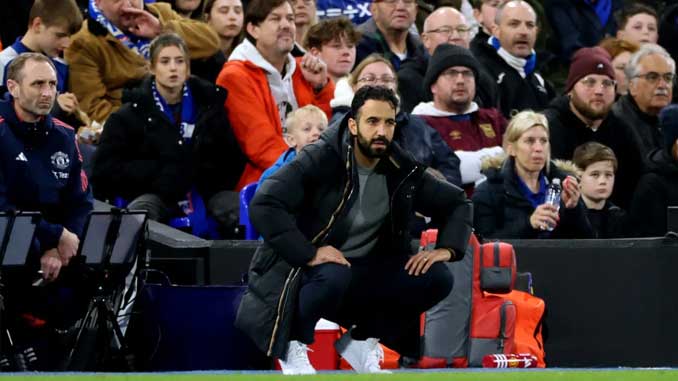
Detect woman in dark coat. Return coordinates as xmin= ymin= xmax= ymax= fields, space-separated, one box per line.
xmin=92 ymin=33 xmax=245 ymax=233
xmin=472 ymin=110 xmax=593 ymax=239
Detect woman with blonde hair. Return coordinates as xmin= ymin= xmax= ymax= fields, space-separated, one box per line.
xmin=472 ymin=110 xmax=593 ymax=239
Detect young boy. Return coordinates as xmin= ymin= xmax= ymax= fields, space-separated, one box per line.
xmin=259 ymin=105 xmax=328 ymax=184
xmin=573 ymin=142 xmax=627 ymax=238
xmin=0 ymin=0 xmax=83 ymax=119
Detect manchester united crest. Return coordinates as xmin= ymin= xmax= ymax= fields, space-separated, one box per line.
xmin=51 ymin=151 xmax=70 ymax=171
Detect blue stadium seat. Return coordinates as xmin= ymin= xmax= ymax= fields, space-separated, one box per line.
xmin=239 ymin=182 xmax=259 ymax=240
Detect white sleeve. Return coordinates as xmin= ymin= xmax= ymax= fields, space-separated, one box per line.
xmin=456 ymin=146 xmax=504 ymax=185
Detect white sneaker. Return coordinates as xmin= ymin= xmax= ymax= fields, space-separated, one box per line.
xmin=278 ymin=340 xmax=316 ymax=375
xmin=335 ymin=333 xmax=392 ymax=373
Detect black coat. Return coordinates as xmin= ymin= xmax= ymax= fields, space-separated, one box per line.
xmin=472 ymin=157 xmax=594 ymax=239
xmin=583 ymin=201 xmax=628 ymax=239
xmin=545 ymin=95 xmax=642 ymax=208
xmin=545 ymin=0 xmax=623 ymax=63
xmin=627 ymin=148 xmax=678 ymax=237
xmin=473 ymin=40 xmax=556 ymax=118
xmin=611 ymin=94 xmax=664 ymax=169
xmin=235 ymin=113 xmax=473 ymax=358
xmin=91 ymin=75 xmax=246 ymax=204
xmin=330 ymin=106 xmax=462 ymax=186
xmin=398 ymin=54 xmax=499 ymax=113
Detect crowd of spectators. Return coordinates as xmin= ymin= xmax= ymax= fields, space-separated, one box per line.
xmin=2 ymin=0 xmax=678 ymax=243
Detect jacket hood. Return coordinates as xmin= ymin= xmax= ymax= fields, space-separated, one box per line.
xmin=481 ymin=154 xmax=579 ymax=177
xmin=229 ymin=39 xmax=296 ymax=78
xmin=411 ymin=101 xmax=479 ymax=116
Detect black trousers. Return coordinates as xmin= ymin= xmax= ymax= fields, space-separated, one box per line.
xmin=290 ymin=254 xmax=454 ymax=357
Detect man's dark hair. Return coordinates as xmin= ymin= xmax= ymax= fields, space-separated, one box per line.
xmin=28 ymin=0 xmax=83 ymax=35
xmin=615 ymin=3 xmax=657 ymax=30
xmin=351 ymin=86 xmax=399 ymax=118
xmin=149 ymin=33 xmax=190 ymax=68
xmin=7 ymin=52 xmax=56 ymax=84
xmin=245 ymin=0 xmax=290 ymax=42
xmin=303 ymin=18 xmax=361 ymax=51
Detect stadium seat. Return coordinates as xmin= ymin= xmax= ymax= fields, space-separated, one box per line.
xmin=239 ymin=182 xmax=259 ymax=240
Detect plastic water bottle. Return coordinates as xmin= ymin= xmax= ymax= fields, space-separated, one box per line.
xmin=544 ymin=178 xmax=562 ymax=231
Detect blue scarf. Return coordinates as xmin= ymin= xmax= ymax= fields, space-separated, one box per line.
xmin=585 ymin=0 xmax=612 ymax=27
xmin=151 ymin=81 xmax=196 ymax=143
xmin=89 ymin=0 xmax=151 ymax=59
xmin=490 ymin=36 xmax=536 ymax=77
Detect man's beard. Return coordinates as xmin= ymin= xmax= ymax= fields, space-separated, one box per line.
xmin=355 ymin=133 xmax=391 ymax=158
xmin=571 ymin=93 xmax=612 ymax=121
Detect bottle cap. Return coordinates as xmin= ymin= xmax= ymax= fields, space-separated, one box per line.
xmin=552 ymin=178 xmax=561 ymax=186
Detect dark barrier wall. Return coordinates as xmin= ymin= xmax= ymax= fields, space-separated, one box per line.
xmin=148 ymin=230 xmax=678 ymax=367
xmin=507 ymin=237 xmax=678 ymax=367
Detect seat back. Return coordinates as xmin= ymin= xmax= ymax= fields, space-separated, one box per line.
xmin=239 ymin=182 xmax=259 ymax=240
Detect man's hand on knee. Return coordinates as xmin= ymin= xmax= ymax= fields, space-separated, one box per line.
xmin=58 ymin=228 xmax=80 ymax=266
xmin=308 ymin=246 xmax=351 ymax=267
xmin=41 ymin=249 xmax=63 ymax=282
xmin=405 ymin=248 xmax=452 ymax=276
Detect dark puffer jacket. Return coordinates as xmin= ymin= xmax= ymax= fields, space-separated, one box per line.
xmin=472 ymin=156 xmax=594 ymax=239
xmin=235 ymin=112 xmax=473 ymax=358
xmin=91 ymin=75 xmax=246 ymax=204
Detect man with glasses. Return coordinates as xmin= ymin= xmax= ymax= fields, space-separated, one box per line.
xmin=612 ymin=44 xmax=675 ymax=178
xmin=412 ymin=43 xmax=507 ymax=190
xmin=355 ymin=0 xmax=425 ymax=70
xmin=472 ymin=0 xmax=555 ymax=118
xmin=545 ymin=47 xmax=641 ymax=208
xmin=399 ymin=6 xmax=498 ymax=112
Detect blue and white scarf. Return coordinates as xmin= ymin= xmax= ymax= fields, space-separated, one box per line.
xmin=489 ymin=36 xmax=536 ymax=78
xmin=89 ymin=0 xmax=151 ymax=59
xmin=151 ymin=80 xmax=197 ymax=143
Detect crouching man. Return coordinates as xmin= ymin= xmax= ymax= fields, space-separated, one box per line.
xmin=236 ymin=86 xmax=473 ymax=374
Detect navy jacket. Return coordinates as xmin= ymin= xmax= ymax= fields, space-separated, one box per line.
xmin=0 ymin=100 xmax=93 ymax=253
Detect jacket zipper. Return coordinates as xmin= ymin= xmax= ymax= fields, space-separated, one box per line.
xmin=267 ymin=145 xmax=355 ymax=356
xmin=390 ymin=166 xmax=418 ymax=235
xmin=267 ymin=267 xmax=301 ymax=356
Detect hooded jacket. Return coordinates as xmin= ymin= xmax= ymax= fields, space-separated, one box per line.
xmin=472 ymin=156 xmax=594 ymax=239
xmin=65 ymin=2 xmax=220 ymax=124
xmin=217 ymin=39 xmax=335 ymax=190
xmin=235 ymin=111 xmax=473 ymax=359
xmin=91 ymin=75 xmax=246 ymax=204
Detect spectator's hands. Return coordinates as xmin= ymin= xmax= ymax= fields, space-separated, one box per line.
xmin=41 ymin=249 xmax=62 ymax=282
xmin=405 ymin=248 xmax=452 ymax=276
xmin=561 ymin=175 xmax=580 ymax=209
xmin=300 ymin=53 xmax=328 ymax=91
xmin=57 ymin=228 xmax=80 ymax=266
xmin=308 ymin=245 xmax=350 ymax=267
xmin=530 ymin=204 xmax=559 ymax=231
xmin=121 ymin=6 xmax=162 ymax=38
xmin=57 ymin=93 xmax=79 ymax=114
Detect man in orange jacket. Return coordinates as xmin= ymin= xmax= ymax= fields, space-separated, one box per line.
xmin=217 ymin=0 xmax=335 ymax=190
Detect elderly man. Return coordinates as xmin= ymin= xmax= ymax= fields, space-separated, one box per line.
xmin=399 ymin=6 xmax=498 ymax=112
xmin=612 ymin=44 xmax=675 ymax=170
xmin=473 ymin=0 xmax=554 ymax=117
xmin=217 ymin=0 xmax=335 ymax=189
xmin=412 ymin=44 xmax=506 ymax=188
xmin=66 ymin=0 xmax=220 ymax=124
xmin=545 ymin=46 xmax=641 ymax=208
xmin=355 ymin=0 xmax=426 ymax=70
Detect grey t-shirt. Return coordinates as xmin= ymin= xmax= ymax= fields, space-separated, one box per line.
xmin=340 ymin=164 xmax=389 ymax=258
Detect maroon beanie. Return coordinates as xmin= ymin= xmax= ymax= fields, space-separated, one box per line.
xmin=565 ymin=47 xmax=616 ymax=93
